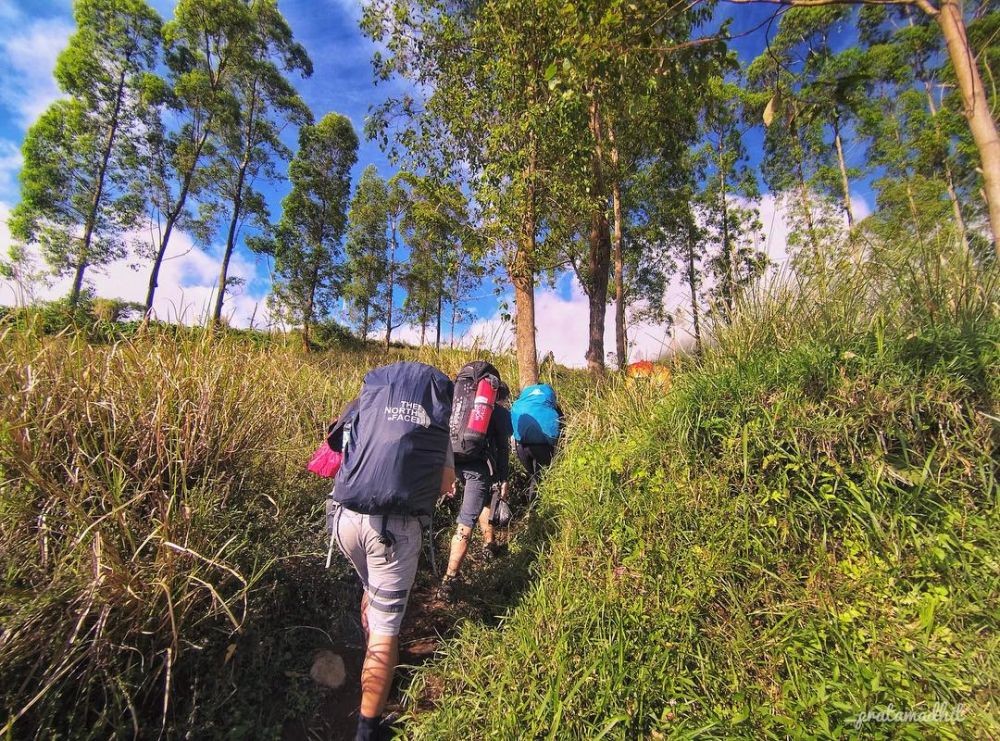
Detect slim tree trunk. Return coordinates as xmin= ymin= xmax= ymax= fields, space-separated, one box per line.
xmin=435 ymin=279 xmax=443 ymax=351
xmin=214 ymin=81 xmax=259 ymax=325
xmin=718 ymin=142 xmax=734 ymax=318
xmin=833 ymin=116 xmax=854 ymax=228
xmin=936 ymin=0 xmax=1000 ymax=254
xmin=608 ymin=122 xmax=627 ymax=370
xmin=73 ymin=69 xmax=127 ymax=307
xmin=450 ymin=298 xmax=457 ymax=348
xmin=513 ymin=137 xmax=540 ymax=387
xmin=213 ymin=173 xmax=244 ymax=325
xmin=686 ymin=222 xmax=702 ymax=357
xmin=585 ymin=96 xmax=611 ymax=376
xmin=361 ymin=304 xmax=369 ymax=340
xmin=303 ymin=273 xmax=316 ymax=353
xmin=384 ymin=221 xmax=397 ymax=350
xmin=145 ymin=126 xmax=212 ymax=315
xmin=922 ymin=78 xmax=972 ymax=254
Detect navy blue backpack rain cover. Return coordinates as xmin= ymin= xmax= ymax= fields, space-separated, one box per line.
xmin=333 ymin=362 xmax=453 ymax=518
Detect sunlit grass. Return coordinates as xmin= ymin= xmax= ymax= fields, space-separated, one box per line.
xmin=401 ymin=245 xmax=999 ymax=738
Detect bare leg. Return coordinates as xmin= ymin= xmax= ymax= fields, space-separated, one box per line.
xmin=360 ymin=632 xmax=398 ymax=718
xmin=478 ymin=507 xmax=494 ymax=546
xmin=445 ymin=524 xmax=473 ymax=577
xmin=360 ymin=591 xmax=369 ymax=637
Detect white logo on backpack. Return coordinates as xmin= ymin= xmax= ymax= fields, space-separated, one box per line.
xmin=385 ymin=400 xmax=431 ymax=427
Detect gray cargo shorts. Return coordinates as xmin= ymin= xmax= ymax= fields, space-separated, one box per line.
xmin=328 ymin=501 xmax=423 ymax=636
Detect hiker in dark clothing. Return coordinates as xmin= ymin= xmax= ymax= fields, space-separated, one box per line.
xmin=511 ymin=384 xmax=563 ymax=500
xmin=438 ymin=367 xmax=512 ymax=601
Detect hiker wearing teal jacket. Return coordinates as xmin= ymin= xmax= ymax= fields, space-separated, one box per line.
xmin=511 ymin=384 xmax=563 ymax=499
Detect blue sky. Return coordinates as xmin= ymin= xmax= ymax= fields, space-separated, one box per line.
xmin=0 ymin=1 xmax=872 ymax=365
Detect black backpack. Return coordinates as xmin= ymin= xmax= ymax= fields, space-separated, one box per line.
xmin=450 ymin=360 xmax=501 ymax=463
xmin=332 ymin=362 xmax=453 ymax=518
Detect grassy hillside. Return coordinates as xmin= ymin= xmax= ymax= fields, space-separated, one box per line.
xmin=1 ymin=248 xmax=996 ymax=739
xmin=0 ymin=321 xmax=578 ymax=738
xmin=403 ymin=264 xmax=999 ymax=738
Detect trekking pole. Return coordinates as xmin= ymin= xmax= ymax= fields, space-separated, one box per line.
xmin=425 ymin=515 xmax=439 ymax=578
xmin=325 ymin=488 xmax=337 ymax=569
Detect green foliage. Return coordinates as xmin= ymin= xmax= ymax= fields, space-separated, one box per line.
xmin=9 ymin=0 xmax=162 ymax=307
xmin=202 ymin=0 xmax=313 ymax=323
xmin=401 ymin=250 xmax=999 ymax=738
xmin=344 ymin=165 xmax=391 ymax=339
xmin=269 ymin=112 xmax=358 ymax=349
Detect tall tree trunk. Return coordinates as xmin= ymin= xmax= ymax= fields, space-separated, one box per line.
xmin=833 ymin=115 xmax=854 ymax=228
xmin=420 ymin=318 xmax=426 ymax=346
xmin=922 ymin=77 xmax=972 ymax=254
xmin=686 ymin=222 xmax=702 ymax=357
xmin=213 ymin=171 xmax=244 ymax=325
xmin=608 ymin=122 xmax=626 ymax=370
xmin=384 ymin=221 xmax=397 ymax=350
xmin=361 ymin=304 xmax=369 ymax=340
xmin=73 ymin=69 xmax=127 ymax=307
xmin=303 ymin=261 xmax=319 ymax=353
xmin=936 ymin=0 xmax=1000 ymax=254
xmin=585 ymin=96 xmax=611 ymax=376
xmin=513 ymin=136 xmax=540 ymax=387
xmin=450 ymin=298 xmax=457 ymax=348
xmin=435 ymin=280 xmax=443 ymax=350
xmin=145 ymin=126 xmax=212 ymax=315
xmin=450 ymin=263 xmax=460 ymax=348
xmin=718 ymin=141 xmax=734 ymax=318
xmin=214 ymin=81 xmax=258 ymax=325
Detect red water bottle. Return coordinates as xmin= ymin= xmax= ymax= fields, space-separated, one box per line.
xmin=465 ymin=377 xmax=497 ymax=440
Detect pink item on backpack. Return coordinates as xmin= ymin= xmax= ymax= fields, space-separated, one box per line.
xmin=307 ymin=442 xmax=343 ymax=478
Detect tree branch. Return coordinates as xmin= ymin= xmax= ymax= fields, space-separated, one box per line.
xmin=725 ymin=0 xmax=938 ymax=14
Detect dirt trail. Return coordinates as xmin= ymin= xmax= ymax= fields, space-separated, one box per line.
xmin=283 ymin=492 xmax=544 ymax=740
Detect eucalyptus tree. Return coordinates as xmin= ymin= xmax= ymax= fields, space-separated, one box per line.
xmin=208 ymin=0 xmax=313 ymax=324
xmin=363 ymin=0 xmax=567 ymax=385
xmin=693 ymin=77 xmax=768 ymax=320
xmin=9 ymin=0 xmax=161 ymax=307
xmin=143 ymin=0 xmax=254 ymax=315
xmin=344 ymin=165 xmax=391 ymax=339
xmin=738 ymin=0 xmax=999 ymax=254
xmin=398 ymin=174 xmax=477 ymax=349
xmin=857 ymin=6 xmax=988 ymax=254
xmin=383 ymin=172 xmax=411 ymax=348
xmin=540 ymin=0 xmax=721 ymax=373
xmin=269 ymin=113 xmax=358 ymax=351
xmin=746 ymin=4 xmax=856 ymax=261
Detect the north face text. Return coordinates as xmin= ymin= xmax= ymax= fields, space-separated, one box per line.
xmin=385 ymin=401 xmax=430 ymax=427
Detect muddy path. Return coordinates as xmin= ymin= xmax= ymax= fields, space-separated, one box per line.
xmin=283 ymin=490 xmax=550 ymax=740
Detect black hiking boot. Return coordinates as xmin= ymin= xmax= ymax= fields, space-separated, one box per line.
xmin=436 ymin=574 xmax=458 ymax=603
xmin=355 ymin=713 xmax=385 ymax=741
xmin=483 ymin=541 xmax=507 ymax=561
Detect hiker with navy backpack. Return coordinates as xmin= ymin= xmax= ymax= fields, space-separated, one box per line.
xmin=326 ymin=361 xmax=454 ymax=741
xmin=511 ymin=383 xmax=563 ymax=499
xmin=437 ymin=360 xmax=513 ymax=601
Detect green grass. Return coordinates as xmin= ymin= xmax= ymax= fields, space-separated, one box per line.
xmin=0 ymin=319 xmax=586 ymax=738
xmin=401 ymin=252 xmax=999 ymax=738
xmin=1 ymin=238 xmax=996 ymax=738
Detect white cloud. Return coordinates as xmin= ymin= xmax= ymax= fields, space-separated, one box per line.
xmin=0 ymin=16 xmax=73 ymax=127
xmin=0 ymin=139 xmax=22 ymax=200
xmin=459 ymin=278 xmax=684 ymax=369
xmin=0 ymin=205 xmax=270 ymax=328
